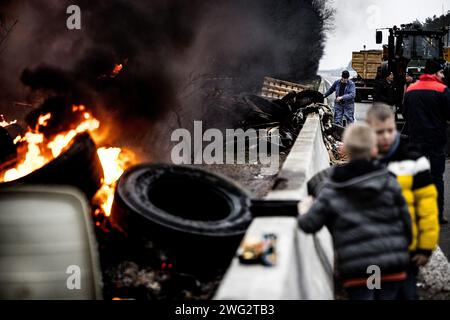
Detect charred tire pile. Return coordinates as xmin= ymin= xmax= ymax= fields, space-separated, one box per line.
xmin=0 ymin=132 xmax=103 ymax=199
xmin=111 ymin=164 xmax=253 ymax=272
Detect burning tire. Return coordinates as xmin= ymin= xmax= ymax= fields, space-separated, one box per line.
xmin=0 ymin=133 xmax=103 ymax=199
xmin=111 ymin=164 xmax=253 ymax=271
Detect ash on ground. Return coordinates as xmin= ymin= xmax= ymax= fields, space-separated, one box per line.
xmin=94 ymin=218 xmax=225 ymax=300
xmin=194 ymin=153 xmax=288 ymax=199
xmin=417 ymin=247 xmax=450 ymax=300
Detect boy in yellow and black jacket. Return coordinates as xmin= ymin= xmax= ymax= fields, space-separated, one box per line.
xmin=366 ymin=103 xmax=439 ymax=300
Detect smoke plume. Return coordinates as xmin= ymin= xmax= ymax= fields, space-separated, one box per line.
xmin=0 ymin=0 xmax=333 ymax=160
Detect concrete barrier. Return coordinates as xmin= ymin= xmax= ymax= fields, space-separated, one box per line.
xmin=214 ymin=78 xmax=334 ymax=300
xmin=266 ymin=114 xmax=330 ymax=200
xmin=213 ymin=217 xmax=303 ymax=300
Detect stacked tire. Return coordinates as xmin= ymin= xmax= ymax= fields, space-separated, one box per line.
xmin=111 ymin=164 xmax=253 ymax=273
xmin=0 ymin=133 xmax=103 ymax=199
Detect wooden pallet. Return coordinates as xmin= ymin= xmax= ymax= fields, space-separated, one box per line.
xmin=352 ymin=50 xmax=383 ymax=80
xmin=261 ymin=77 xmax=311 ymax=99
xmin=444 ymin=47 xmax=450 ymax=62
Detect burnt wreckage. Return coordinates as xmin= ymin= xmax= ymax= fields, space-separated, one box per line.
xmin=0 ymin=85 xmax=339 ymax=299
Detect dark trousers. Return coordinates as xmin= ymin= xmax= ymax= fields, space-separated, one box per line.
xmin=334 ymin=103 xmax=354 ymax=126
xmin=418 ymin=144 xmax=446 ymax=219
xmin=400 ymin=263 xmax=419 ymax=300
xmin=346 ymin=281 xmax=404 ymax=300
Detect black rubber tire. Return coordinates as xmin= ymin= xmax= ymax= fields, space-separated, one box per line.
xmin=111 ymin=164 xmax=253 ymax=271
xmin=287 ymin=90 xmax=325 ymax=113
xmin=0 ymin=127 xmax=17 ymax=170
xmin=245 ymin=94 xmax=287 ymax=119
xmin=0 ymin=132 xmax=103 ymax=199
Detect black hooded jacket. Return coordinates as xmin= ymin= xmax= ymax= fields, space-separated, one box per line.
xmin=373 ymin=79 xmax=396 ymax=106
xmin=404 ymin=74 xmax=450 ymax=146
xmin=298 ymin=160 xmax=412 ymax=279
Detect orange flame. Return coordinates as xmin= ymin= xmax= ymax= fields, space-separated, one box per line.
xmin=13 ymin=136 xmax=22 ymax=145
xmin=0 ymin=114 xmax=17 ymax=127
xmin=1 ymin=107 xmax=99 ymax=182
xmin=0 ymin=105 xmax=135 ymax=219
xmin=37 ymin=113 xmax=51 ymax=127
xmin=47 ymin=113 xmax=99 ymax=158
xmin=111 ymin=64 xmax=123 ymax=77
xmin=94 ymin=147 xmax=134 ymax=216
xmin=3 ymin=132 xmax=46 ymax=182
xmin=72 ymin=105 xmax=86 ymax=112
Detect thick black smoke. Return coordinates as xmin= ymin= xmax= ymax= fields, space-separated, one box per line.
xmin=0 ymin=0 xmax=333 ymax=160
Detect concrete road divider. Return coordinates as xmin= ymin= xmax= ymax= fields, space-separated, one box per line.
xmin=215 ymin=77 xmax=334 ymax=300
xmin=213 ymin=217 xmax=303 ymax=299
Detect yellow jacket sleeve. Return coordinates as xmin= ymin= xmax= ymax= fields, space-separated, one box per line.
xmin=414 ymin=183 xmax=439 ymax=251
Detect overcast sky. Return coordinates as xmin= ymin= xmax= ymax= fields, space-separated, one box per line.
xmin=319 ymin=0 xmax=449 ymax=70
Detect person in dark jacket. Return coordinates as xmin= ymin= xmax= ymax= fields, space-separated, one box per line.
xmin=404 ymin=59 xmax=450 ymax=224
xmin=373 ymin=69 xmax=396 ymax=109
xmin=324 ymin=70 xmax=356 ymax=126
xmin=401 ymin=70 xmax=416 ymax=115
xmin=298 ymin=123 xmax=412 ymax=300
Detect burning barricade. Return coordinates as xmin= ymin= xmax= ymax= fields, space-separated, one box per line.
xmin=0 ymin=71 xmax=341 ymax=300
xmin=0 ymin=106 xmax=131 ymax=205
xmin=0 ymin=102 xmax=254 ymax=299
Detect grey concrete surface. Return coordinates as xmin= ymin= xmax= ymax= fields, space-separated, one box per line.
xmin=439 ymin=160 xmax=450 ymax=260
xmin=214 ymin=218 xmax=302 ymax=300
xmin=265 ymin=114 xmax=331 ymax=200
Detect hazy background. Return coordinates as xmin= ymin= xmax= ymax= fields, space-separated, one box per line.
xmin=320 ymin=0 xmax=449 ymax=70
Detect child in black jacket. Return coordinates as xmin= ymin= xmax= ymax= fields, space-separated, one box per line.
xmin=298 ymin=123 xmax=412 ymax=300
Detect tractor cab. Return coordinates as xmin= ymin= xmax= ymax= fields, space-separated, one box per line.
xmin=376 ymin=24 xmax=449 ymax=82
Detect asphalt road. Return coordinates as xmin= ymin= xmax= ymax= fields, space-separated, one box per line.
xmin=322 ymin=75 xmax=450 ymax=260
xmin=440 ymin=162 xmax=450 ymax=260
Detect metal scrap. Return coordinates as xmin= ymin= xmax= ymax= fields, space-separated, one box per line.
xmin=301 ymin=102 xmax=348 ymax=165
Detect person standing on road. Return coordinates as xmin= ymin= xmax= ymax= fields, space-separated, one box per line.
xmin=324 ymin=70 xmax=356 ymax=126
xmin=402 ymin=70 xmax=416 ymax=105
xmin=404 ymin=59 xmax=450 ymax=225
xmin=399 ymin=70 xmax=417 ymax=135
xmin=366 ymin=104 xmax=440 ymax=299
xmin=373 ymin=69 xmax=396 ymax=111
xmin=405 ymin=70 xmax=415 ymax=89
xmin=298 ymin=123 xmax=412 ymax=300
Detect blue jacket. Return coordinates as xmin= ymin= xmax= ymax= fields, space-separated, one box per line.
xmin=324 ymin=79 xmax=356 ymax=107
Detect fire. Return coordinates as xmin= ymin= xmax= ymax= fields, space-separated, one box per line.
xmin=1 ymin=107 xmax=99 ymax=182
xmin=37 ymin=113 xmax=51 ymax=127
xmin=0 ymin=104 xmax=135 ymax=219
xmin=0 ymin=114 xmax=17 ymax=127
xmin=3 ymin=132 xmax=46 ymax=182
xmin=72 ymin=105 xmax=86 ymax=112
xmin=94 ymin=147 xmax=133 ymax=216
xmin=47 ymin=112 xmax=99 ymax=158
xmin=111 ymin=64 xmax=123 ymax=77
xmin=13 ymin=136 xmax=22 ymax=144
